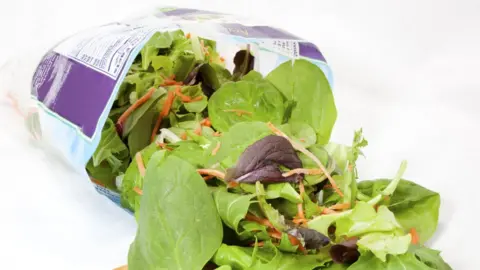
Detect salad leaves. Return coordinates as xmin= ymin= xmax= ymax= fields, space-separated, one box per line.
xmin=83 ymin=30 xmax=448 ymax=269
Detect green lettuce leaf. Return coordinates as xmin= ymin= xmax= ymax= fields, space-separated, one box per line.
xmin=208 ymin=80 xmax=285 ymax=132
xmin=266 ymin=59 xmax=337 ymax=144
xmin=141 ymin=32 xmax=173 ymax=70
xmin=358 ymin=179 xmax=440 ymax=244
xmin=92 ymin=118 xmax=129 ymax=173
xmin=357 ymin=233 xmax=411 ymax=262
xmin=128 ymin=155 xmax=223 ymax=270
xmin=335 ymin=202 xmax=402 ymax=238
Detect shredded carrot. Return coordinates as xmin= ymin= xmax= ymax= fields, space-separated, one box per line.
xmin=161 ymin=78 xmax=183 ymax=86
xmin=220 ymin=57 xmax=225 ymax=62
xmin=197 ymin=169 xmax=225 ymax=179
xmin=151 ymin=90 xmax=177 ymax=142
xmin=194 ymin=126 xmax=203 ymax=136
xmin=246 ymin=213 xmax=274 ymax=228
xmin=113 ymin=265 xmax=128 ymax=270
xmin=135 ymin=152 xmax=146 ymax=177
xmin=133 ymin=186 xmax=143 ymax=196
xmin=223 ymin=109 xmax=253 ymax=117
xmin=410 ymin=228 xmax=419 ymax=244
xmin=203 ymin=175 xmax=215 ymax=181
xmin=186 ymin=33 xmax=191 ymax=39
xmin=180 ymin=132 xmax=188 ymax=140
xmin=251 ymin=241 xmax=266 ymax=247
xmin=328 ymin=202 xmax=351 ymax=211
xmin=213 ymin=131 xmax=222 ymax=137
xmin=323 ymin=184 xmax=333 ymax=189
xmin=282 ymin=168 xmax=323 ymax=177
xmin=296 ymin=179 xmax=306 ymax=224
xmin=156 ymin=142 xmax=174 ymax=151
xmin=90 ymin=177 xmax=105 ymax=187
xmin=212 ymin=141 xmax=221 ymax=156
xmin=299 ymin=138 xmax=306 ymax=142
xmin=268 ymin=122 xmax=344 ymax=197
xmin=200 ymin=117 xmax=211 ymax=127
xmin=117 ymin=87 xmax=156 ymax=128
xmin=268 ymin=229 xmax=307 ymax=254
xmin=227 ymin=181 xmax=239 ymax=188
xmin=190 ymin=96 xmax=203 ymax=102
xmin=175 ymin=85 xmax=192 ymax=102
xmin=322 ymin=207 xmax=336 ymax=214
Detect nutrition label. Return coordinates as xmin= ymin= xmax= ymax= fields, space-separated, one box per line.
xmin=53 ymin=23 xmax=157 ymax=80
xmin=258 ymin=40 xmax=300 ymax=59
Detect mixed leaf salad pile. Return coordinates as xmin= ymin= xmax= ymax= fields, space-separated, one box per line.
xmin=86 ymin=30 xmax=451 ymax=270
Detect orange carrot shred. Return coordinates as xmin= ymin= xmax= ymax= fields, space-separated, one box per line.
xmin=151 ymin=90 xmax=176 ymax=142
xmin=212 ymin=142 xmax=221 ymax=156
xmin=175 ymin=85 xmax=192 ymax=102
xmin=180 ymin=132 xmax=187 ymax=140
xmin=283 ymin=168 xmax=323 ymax=177
xmin=197 ymin=169 xmax=225 ymax=179
xmin=410 ymin=228 xmax=419 ymax=244
xmin=329 ymin=202 xmax=351 ymax=211
xmin=194 ymin=126 xmax=202 ymax=136
xmin=227 ymin=181 xmax=239 ymax=188
xmin=117 ymin=87 xmax=156 ymax=128
xmin=203 ymin=175 xmax=215 ymax=181
xmin=186 ymin=33 xmax=191 ymax=39
xmin=200 ymin=118 xmax=211 ymax=127
xmin=220 ymin=57 xmax=225 ymax=62
xmin=322 ymin=207 xmax=336 ymax=214
xmin=246 ymin=214 xmax=274 ymax=228
xmin=90 ymin=177 xmax=105 ymax=187
xmin=213 ymin=131 xmax=222 ymax=137
xmin=135 ymin=152 xmax=146 ymax=177
xmin=156 ymin=142 xmax=174 ymax=151
xmin=133 ymin=186 xmax=143 ymax=196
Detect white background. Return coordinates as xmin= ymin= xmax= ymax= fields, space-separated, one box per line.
xmin=0 ymin=0 xmax=479 ymax=269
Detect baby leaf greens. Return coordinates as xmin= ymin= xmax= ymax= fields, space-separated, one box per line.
xmin=86 ymin=30 xmax=449 ymax=270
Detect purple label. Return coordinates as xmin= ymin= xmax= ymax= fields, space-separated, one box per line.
xmin=299 ymin=42 xmax=326 ymax=62
xmin=32 ymin=52 xmax=116 ymax=138
xmin=220 ymin=23 xmax=301 ymax=40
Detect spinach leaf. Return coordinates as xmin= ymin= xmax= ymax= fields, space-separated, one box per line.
xmin=127 ymin=109 xmax=156 ymax=158
xmin=256 ymin=182 xmax=288 ymax=231
xmin=279 ymin=122 xmax=316 ymax=148
xmin=169 ymin=140 xmax=208 ymax=168
xmin=119 ymin=143 xmax=159 ymax=211
xmin=212 ymin=244 xmax=255 ymax=269
xmin=265 ymin=183 xmax=302 ymax=204
xmin=173 ymin=53 xmax=196 ymax=81
xmin=358 ymin=179 xmax=440 ymax=244
xmin=90 ymin=118 xmax=129 ymax=171
xmin=242 ymin=70 xmax=263 ymax=82
xmin=266 ymin=59 xmax=337 ymax=144
xmin=128 ymin=155 xmax=223 ymax=270
xmin=207 ymin=121 xmax=271 ymax=168
xmin=208 ymin=80 xmax=285 ymax=132
xmin=213 ymin=188 xmax=255 ymax=232
xmin=86 ymin=160 xmax=119 ymax=190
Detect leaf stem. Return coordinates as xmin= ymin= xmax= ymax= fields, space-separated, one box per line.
xmin=367 ymin=160 xmax=407 ymax=205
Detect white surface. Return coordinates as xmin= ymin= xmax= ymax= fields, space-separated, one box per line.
xmin=0 ymin=0 xmax=479 ymax=269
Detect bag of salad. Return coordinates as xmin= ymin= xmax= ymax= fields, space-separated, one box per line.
xmin=6 ymin=6 xmax=451 ymax=270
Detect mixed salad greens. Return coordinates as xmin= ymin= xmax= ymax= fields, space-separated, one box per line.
xmin=86 ymin=30 xmax=451 ymax=270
